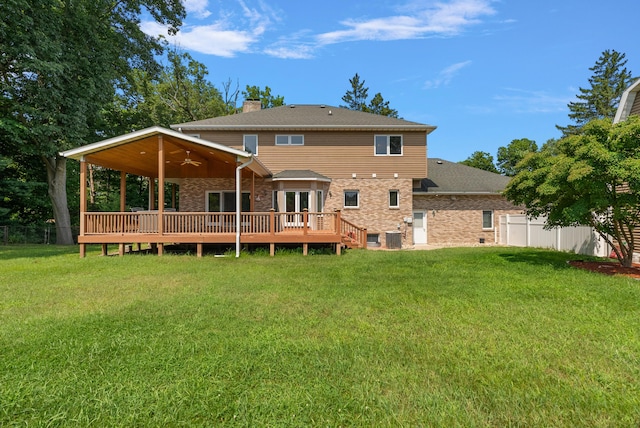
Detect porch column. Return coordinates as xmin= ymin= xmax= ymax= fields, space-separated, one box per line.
xmin=79 ymin=158 xmax=87 ymax=258
xmin=148 ymin=178 xmax=155 ymax=210
xmin=120 ymin=171 xmax=126 ymax=212
xmin=157 ymin=135 xmax=165 ymax=256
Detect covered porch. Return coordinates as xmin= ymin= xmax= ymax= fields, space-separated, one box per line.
xmin=61 ymin=127 xmax=366 ymax=257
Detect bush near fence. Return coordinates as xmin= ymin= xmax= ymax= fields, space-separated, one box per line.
xmin=0 ymin=224 xmax=80 ymax=245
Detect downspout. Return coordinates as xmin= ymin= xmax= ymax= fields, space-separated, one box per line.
xmin=236 ymin=156 xmax=254 ymax=258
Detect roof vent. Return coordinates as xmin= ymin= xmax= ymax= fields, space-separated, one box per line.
xmin=290 ymin=104 xmax=295 ymax=108
xmin=437 ymin=160 xmax=443 ymax=164
xmin=320 ymin=105 xmax=325 ymax=108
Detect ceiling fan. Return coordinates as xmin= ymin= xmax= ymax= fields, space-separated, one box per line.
xmin=181 ymin=150 xmax=202 ymax=167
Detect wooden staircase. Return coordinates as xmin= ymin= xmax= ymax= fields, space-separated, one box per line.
xmin=340 ymin=218 xmax=367 ymax=249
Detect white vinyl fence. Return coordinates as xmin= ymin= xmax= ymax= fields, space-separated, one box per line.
xmin=499 ymin=214 xmax=610 ymax=257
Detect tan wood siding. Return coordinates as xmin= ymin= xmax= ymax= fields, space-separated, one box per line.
xmin=196 ymin=130 xmax=428 ymax=179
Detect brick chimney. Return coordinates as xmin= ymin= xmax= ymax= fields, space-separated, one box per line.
xmin=243 ymin=99 xmax=262 ymax=113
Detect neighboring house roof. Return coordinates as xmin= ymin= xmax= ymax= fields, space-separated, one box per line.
xmin=272 ymin=170 xmax=332 ymax=182
xmin=171 ymin=104 xmax=436 ymax=133
xmin=614 ymin=78 xmax=640 ymax=123
xmin=415 ymin=158 xmax=511 ymax=195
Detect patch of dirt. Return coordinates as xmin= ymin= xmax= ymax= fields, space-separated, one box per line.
xmin=568 ymin=260 xmax=640 ymax=279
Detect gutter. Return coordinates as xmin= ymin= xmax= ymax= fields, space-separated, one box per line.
xmin=235 ymin=156 xmax=254 ymax=258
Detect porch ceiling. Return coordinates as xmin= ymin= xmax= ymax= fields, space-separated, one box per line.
xmin=61 ymin=126 xmax=271 ymax=179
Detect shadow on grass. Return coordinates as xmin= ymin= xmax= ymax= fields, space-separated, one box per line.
xmin=0 ymin=245 xmax=80 ymax=260
xmin=498 ymin=249 xmax=580 ymax=270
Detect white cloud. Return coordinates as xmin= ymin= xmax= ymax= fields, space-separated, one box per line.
xmin=183 ymin=0 xmax=212 ymax=19
xmin=493 ymin=88 xmax=570 ymax=114
xmin=424 ymin=60 xmax=472 ymax=89
xmin=317 ymin=0 xmax=496 ymax=45
xmin=140 ymin=21 xmax=256 ymax=57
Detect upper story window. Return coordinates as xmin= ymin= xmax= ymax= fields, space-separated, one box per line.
xmin=243 ymin=135 xmax=258 ymax=155
xmin=375 ymin=135 xmax=402 ymax=156
xmin=276 ymin=135 xmax=304 ymax=146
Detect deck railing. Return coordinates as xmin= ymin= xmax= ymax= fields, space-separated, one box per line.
xmin=83 ymin=210 xmax=340 ymax=236
xmin=340 ymin=217 xmax=368 ymax=249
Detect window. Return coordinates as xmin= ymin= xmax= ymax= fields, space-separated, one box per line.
xmin=316 ymin=190 xmax=324 ymax=212
xmin=243 ymin=135 xmax=258 ymax=154
xmin=276 ymin=135 xmax=304 ymax=146
xmin=389 ymin=190 xmax=399 ymax=208
xmin=272 ymin=191 xmax=279 ymax=211
xmin=206 ymin=191 xmax=251 ymax=212
xmin=344 ymin=190 xmax=359 ymax=208
xmin=375 ymin=135 xmax=402 ymax=155
xmin=482 ymin=210 xmax=494 ymax=229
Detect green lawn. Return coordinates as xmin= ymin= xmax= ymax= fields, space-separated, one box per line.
xmin=1 ymin=245 xmax=639 ymax=427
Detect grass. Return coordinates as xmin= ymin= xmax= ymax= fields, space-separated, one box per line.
xmin=0 ymin=245 xmax=639 ymax=427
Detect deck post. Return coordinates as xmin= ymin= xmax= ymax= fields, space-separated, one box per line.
xmin=157 ymin=135 xmax=165 ymax=241
xmin=269 ymin=209 xmax=275 ymax=256
xmin=120 ymin=171 xmax=126 ymax=212
xmin=303 ymin=209 xmax=308 ymax=235
xmin=118 ymin=243 xmax=125 ymax=256
xmin=197 ymin=243 xmax=203 ymax=258
xmin=79 ymin=159 xmax=87 ymax=258
xmin=101 ymin=243 xmax=108 ymax=256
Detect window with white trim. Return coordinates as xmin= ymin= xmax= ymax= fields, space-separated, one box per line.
xmin=389 ymin=190 xmax=399 ymax=208
xmin=316 ymin=190 xmax=324 ymax=212
xmin=275 ymin=135 xmax=304 ymax=146
xmin=344 ymin=190 xmax=359 ymax=208
xmin=482 ymin=210 xmax=494 ymax=229
xmin=375 ymin=135 xmax=402 ymax=155
xmin=243 ymin=135 xmax=258 ymax=154
xmin=206 ymin=191 xmax=251 ymax=212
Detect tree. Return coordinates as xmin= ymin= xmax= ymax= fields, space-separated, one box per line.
xmin=341 ymin=73 xmax=400 ymax=117
xmin=341 ymin=73 xmax=369 ymax=111
xmin=106 ymin=48 xmax=226 ymax=132
xmin=459 ymin=151 xmax=499 ymax=173
xmin=0 ymin=0 xmax=185 ymax=244
xmin=557 ymin=50 xmax=634 ymax=137
xmin=367 ymin=93 xmax=399 ymax=118
xmin=242 ymin=86 xmax=285 ymax=109
xmin=505 ymin=117 xmax=640 ymax=267
xmin=496 ymin=138 xmax=538 ymax=176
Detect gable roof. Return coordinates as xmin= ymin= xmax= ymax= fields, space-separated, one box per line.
xmin=614 ymin=78 xmax=640 ymax=123
xmin=171 ymin=105 xmax=436 ymax=133
xmin=416 ymin=158 xmax=511 ymax=195
xmin=60 ymin=126 xmax=271 ymax=178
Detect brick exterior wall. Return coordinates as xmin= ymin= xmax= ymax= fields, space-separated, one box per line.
xmin=178 ymin=179 xmax=519 ymax=248
xmin=324 ymin=178 xmax=414 ymax=248
xmin=413 ymin=194 xmax=522 ymax=245
xmin=180 ymin=178 xmax=273 ymax=212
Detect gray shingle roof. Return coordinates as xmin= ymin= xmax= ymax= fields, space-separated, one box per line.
xmin=418 ymin=158 xmax=511 ymax=194
xmin=171 ymin=104 xmax=436 ymax=132
xmin=272 ymin=170 xmax=331 ymax=181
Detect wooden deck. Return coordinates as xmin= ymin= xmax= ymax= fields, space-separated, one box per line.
xmin=78 ymin=210 xmax=367 ymax=257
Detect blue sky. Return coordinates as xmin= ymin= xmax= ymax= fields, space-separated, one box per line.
xmin=141 ymin=0 xmax=640 ymax=162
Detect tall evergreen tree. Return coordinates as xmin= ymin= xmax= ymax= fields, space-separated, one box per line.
xmin=366 ymin=93 xmax=399 ymax=118
xmin=341 ymin=73 xmax=369 ymax=111
xmin=557 ymin=50 xmax=634 ymax=137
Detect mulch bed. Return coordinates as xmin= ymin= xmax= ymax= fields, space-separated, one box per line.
xmin=568 ymin=260 xmax=640 ymax=279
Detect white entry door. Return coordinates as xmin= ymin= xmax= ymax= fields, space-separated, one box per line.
xmin=413 ymin=211 xmax=427 ymax=244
